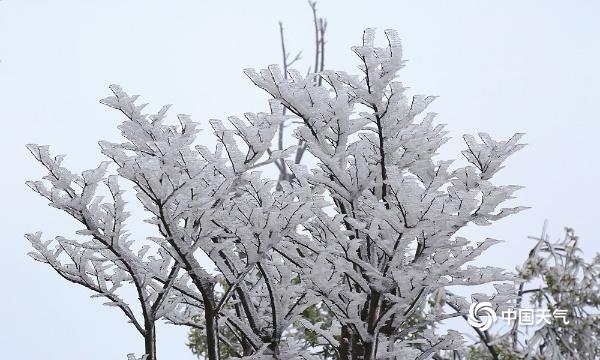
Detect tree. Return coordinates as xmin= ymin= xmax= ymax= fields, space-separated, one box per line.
xmin=436 ymin=225 xmax=600 ymax=360
xmin=188 ymin=1 xmax=329 ymax=356
xmin=26 ymin=27 xmax=526 ymax=360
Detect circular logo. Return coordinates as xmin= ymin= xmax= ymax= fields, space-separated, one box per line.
xmin=467 ymin=302 xmax=497 ymax=331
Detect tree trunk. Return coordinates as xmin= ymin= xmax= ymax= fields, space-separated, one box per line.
xmin=363 ymin=341 xmax=376 ymax=360
xmin=144 ymin=322 xmax=157 ymax=360
xmin=351 ymin=333 xmax=363 ymax=360
xmin=339 ymin=325 xmax=351 ymax=360
xmin=363 ymin=293 xmax=381 ymax=360
xmin=267 ymin=340 xmax=281 ymax=358
xmin=203 ymin=293 xmax=220 ymax=360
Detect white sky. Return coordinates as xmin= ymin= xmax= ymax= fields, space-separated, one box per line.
xmin=1 ymin=0 xmax=599 ymax=359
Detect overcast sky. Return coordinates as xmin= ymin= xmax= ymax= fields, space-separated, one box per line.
xmin=1 ymin=1 xmax=599 ymax=359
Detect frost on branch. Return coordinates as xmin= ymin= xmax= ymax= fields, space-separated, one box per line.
xmin=449 ymin=227 xmax=600 ymax=360
xmin=127 ymin=354 xmax=148 ymax=360
xmin=26 ymin=29 xmax=525 ymax=360
xmin=247 ymin=28 xmax=526 ymax=359
xmin=27 ymin=84 xmax=326 ymax=359
xmin=462 ymin=132 xmax=526 ymax=180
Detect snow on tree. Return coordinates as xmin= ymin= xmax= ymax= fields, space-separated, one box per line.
xmin=441 ymin=225 xmax=600 ymax=360
xmin=26 ymin=28 xmax=525 ymax=360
